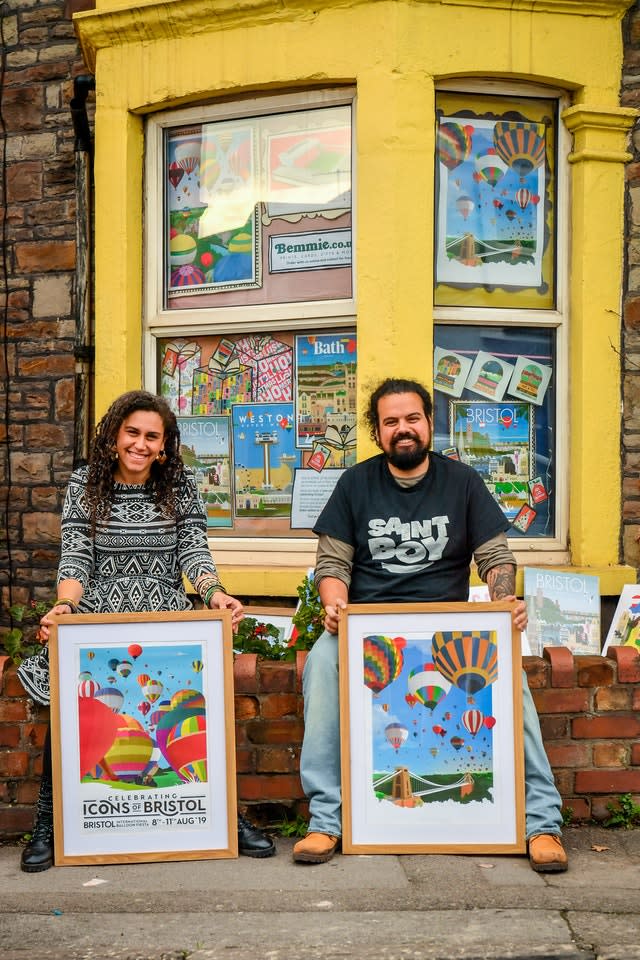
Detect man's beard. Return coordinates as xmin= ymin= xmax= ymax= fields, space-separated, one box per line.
xmin=385 ymin=434 xmax=430 ymax=471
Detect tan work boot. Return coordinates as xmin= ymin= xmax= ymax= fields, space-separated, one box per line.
xmin=528 ymin=833 xmax=568 ymax=873
xmin=293 ymin=832 xmax=340 ymax=863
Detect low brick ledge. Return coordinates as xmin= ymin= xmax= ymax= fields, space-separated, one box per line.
xmin=1 ymin=647 xmax=639 ymax=835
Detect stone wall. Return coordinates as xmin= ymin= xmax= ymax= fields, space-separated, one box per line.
xmin=0 ymin=1 xmax=88 ymax=620
xmin=1 ymin=648 xmax=639 ymax=837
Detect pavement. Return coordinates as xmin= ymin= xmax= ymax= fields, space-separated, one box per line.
xmin=1 ymin=825 xmax=639 ymax=960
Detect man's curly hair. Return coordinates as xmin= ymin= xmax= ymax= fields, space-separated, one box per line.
xmin=85 ymin=391 xmax=183 ymax=529
xmin=365 ymin=378 xmax=433 ymax=444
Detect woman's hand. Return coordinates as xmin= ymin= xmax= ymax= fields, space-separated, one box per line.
xmin=37 ymin=602 xmax=76 ymax=644
xmin=209 ymin=591 xmax=244 ymax=632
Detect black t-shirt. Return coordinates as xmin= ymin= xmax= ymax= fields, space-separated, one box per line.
xmin=314 ymin=452 xmax=509 ymax=603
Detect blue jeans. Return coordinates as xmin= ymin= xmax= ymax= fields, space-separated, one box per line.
xmin=300 ymin=630 xmax=563 ymax=839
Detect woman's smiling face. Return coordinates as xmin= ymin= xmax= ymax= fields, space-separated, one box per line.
xmin=114 ymin=410 xmax=166 ymax=484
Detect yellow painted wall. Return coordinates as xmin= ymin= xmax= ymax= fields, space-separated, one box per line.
xmin=74 ymin=0 xmax=637 ymax=594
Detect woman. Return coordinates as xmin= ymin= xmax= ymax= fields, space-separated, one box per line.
xmin=21 ymin=390 xmax=275 ymax=871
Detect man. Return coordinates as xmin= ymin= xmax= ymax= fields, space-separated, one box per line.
xmin=293 ymin=377 xmax=567 ymax=873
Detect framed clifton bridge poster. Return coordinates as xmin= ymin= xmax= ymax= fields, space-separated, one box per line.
xmin=339 ymin=602 xmax=525 ymax=855
xmin=49 ymin=610 xmax=238 ymax=865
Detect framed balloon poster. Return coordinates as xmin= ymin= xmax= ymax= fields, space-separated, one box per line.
xmin=48 ymin=610 xmax=238 ymax=865
xmin=434 ymin=91 xmax=557 ymax=310
xmin=339 ymin=602 xmax=525 ymax=855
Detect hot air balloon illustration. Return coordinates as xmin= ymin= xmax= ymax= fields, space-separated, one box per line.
xmin=103 ymin=714 xmax=154 ymax=781
xmin=484 ymin=715 xmax=497 ymax=730
xmin=493 ymin=121 xmax=546 ymax=180
xmin=174 ymin=140 xmax=200 ymax=176
xmin=168 ymin=161 xmax=184 ymax=190
xmin=429 ymin=746 xmax=439 ymax=758
xmin=94 ymin=686 xmax=124 ymax=714
xmin=431 ymin=630 xmax=498 ymax=695
xmin=437 ymin=122 xmax=473 ymax=171
xmin=87 ymin=651 xmax=95 ymax=661
xmin=455 ymin=195 xmax=474 ymax=221
xmin=192 ymin=660 xmax=204 ymax=674
xmin=515 ymin=187 xmax=531 ymax=210
xmin=505 ymin=209 xmax=517 ymax=221
xmin=407 ymin=662 xmax=451 ymax=713
xmin=362 ymin=635 xmax=406 ymax=695
xmin=78 ymin=671 xmax=92 ymax=682
xmin=137 ymin=673 xmax=151 ymax=689
xmin=384 ymin=722 xmax=409 ymax=753
xmin=165 ymin=713 xmax=208 ymax=783
xmin=450 ymin=736 xmax=465 ymax=752
xmin=474 ymin=150 xmax=507 ymax=188
xmin=405 ymin=693 xmax=418 ymax=709
xmin=108 ymin=658 xmax=120 ymax=672
xmin=143 ymin=679 xmax=164 ymax=704
xmin=117 ymin=660 xmax=132 ymax=679
xmin=170 ymin=689 xmax=205 ymax=711
xmin=432 ymin=725 xmax=447 ymax=738
xmin=78 ymin=678 xmax=100 ymax=698
xmin=128 ymin=644 xmax=143 ymax=661
xmin=138 ymin=700 xmax=152 ymax=717
xmin=462 ymin=708 xmax=484 ymax=737
xmin=156 ymin=704 xmax=206 ymax=765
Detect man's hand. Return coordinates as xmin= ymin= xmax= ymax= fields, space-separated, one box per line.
xmin=323 ymin=598 xmax=347 ymax=635
xmin=505 ymin=596 xmax=528 ymax=632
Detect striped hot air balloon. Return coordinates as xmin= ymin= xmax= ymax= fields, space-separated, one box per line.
xmin=462 ymin=708 xmax=484 ymax=737
xmin=103 ymin=714 xmax=154 ymax=781
xmin=362 ymin=635 xmax=406 ymax=695
xmin=437 ymin=122 xmax=473 ymax=171
xmin=384 ymin=722 xmax=408 ymax=753
xmin=493 ymin=121 xmax=546 ymax=180
xmin=165 ymin=713 xmax=208 ymax=783
xmin=407 ymin=662 xmax=451 ymax=713
xmin=431 ymin=630 xmax=498 ymax=695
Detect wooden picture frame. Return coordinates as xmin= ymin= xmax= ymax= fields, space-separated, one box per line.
xmin=339 ymin=602 xmax=525 ymax=855
xmin=49 ymin=610 xmax=238 ymax=865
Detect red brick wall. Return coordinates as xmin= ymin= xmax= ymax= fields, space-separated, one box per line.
xmin=2 ymin=647 xmax=639 ymax=837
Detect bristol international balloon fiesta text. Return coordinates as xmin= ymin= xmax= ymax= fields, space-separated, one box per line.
xmin=76 ymin=641 xmax=211 ymax=834
xmin=364 ymin=631 xmax=498 ymax=808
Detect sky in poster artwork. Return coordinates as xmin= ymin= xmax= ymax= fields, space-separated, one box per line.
xmin=369 ymin=636 xmax=496 ymax=777
xmin=78 ymin=643 xmax=205 ymax=734
xmin=295 ymin=332 xmax=357 ymax=367
xmin=232 ymin=402 xmax=301 ymax=471
xmin=442 ymin=117 xmax=544 ymax=243
xmin=453 ymin=401 xmax=530 ymax=445
xmin=524 ymin=569 xmax=600 ymax=615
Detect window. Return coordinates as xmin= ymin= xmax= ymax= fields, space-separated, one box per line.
xmin=433 ymin=84 xmax=568 ymax=552
xmin=144 ymin=90 xmax=356 ymax=561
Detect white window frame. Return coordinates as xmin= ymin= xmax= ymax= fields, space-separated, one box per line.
xmin=434 ymin=80 xmax=570 ymax=560
xmin=143 ymin=88 xmax=356 ymax=566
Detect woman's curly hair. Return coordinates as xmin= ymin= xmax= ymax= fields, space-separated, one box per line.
xmin=85 ymin=391 xmax=183 ymax=529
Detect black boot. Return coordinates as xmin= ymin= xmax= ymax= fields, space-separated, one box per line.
xmin=237 ymin=813 xmax=276 ymax=858
xmin=21 ymin=775 xmax=54 ymax=873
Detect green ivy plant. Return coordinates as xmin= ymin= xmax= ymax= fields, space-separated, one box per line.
xmin=604 ymin=793 xmax=640 ymax=829
xmin=288 ymin=571 xmax=325 ymax=655
xmin=0 ymin=599 xmax=51 ymax=664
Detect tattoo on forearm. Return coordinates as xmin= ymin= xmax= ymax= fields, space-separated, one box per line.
xmin=486 ymin=564 xmax=515 ymax=600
